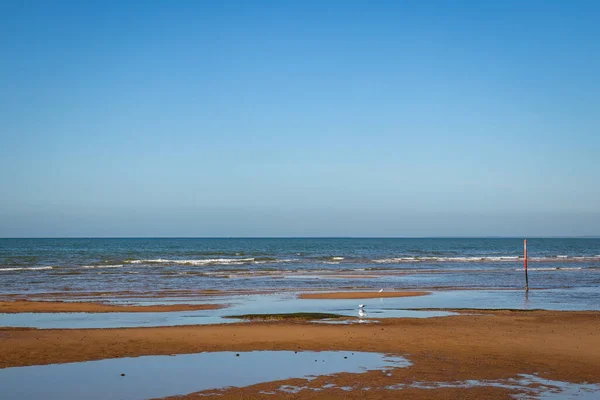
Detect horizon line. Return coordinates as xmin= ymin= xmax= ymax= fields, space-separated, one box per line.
xmin=1 ymin=236 xmax=599 ymax=240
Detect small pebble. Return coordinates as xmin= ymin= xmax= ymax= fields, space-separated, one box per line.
xmin=121 ymin=373 xmax=125 ymax=377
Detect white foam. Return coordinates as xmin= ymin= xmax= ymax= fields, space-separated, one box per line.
xmin=126 ymin=258 xmax=256 ymax=266
xmin=81 ymin=264 xmax=124 ymax=269
xmin=331 ymin=257 xmax=345 ymax=261
xmin=178 ymin=258 xmax=255 ymax=265
xmin=0 ymin=266 xmax=53 ymax=272
xmin=127 ymin=258 xmax=169 ymax=264
xmin=372 ymin=257 xmax=417 ymax=263
xmin=124 ymin=257 xmax=303 ymax=266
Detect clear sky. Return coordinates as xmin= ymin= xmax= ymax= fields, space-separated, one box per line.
xmin=1 ymin=0 xmax=599 ymax=237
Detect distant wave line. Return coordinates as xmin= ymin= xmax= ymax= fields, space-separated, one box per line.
xmin=0 ymin=266 xmax=54 ymax=272
xmin=371 ymin=255 xmax=600 ymax=263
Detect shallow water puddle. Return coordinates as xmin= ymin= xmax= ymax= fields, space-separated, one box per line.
xmin=392 ymin=374 xmax=600 ymax=399
xmin=0 ymin=351 xmax=410 ymax=400
xmin=0 ymin=309 xmax=455 ymax=329
xmin=0 ymin=295 xmax=456 ymax=329
xmin=0 ymin=310 xmax=224 ymax=329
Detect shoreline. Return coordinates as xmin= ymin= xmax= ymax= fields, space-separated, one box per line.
xmin=0 ymin=289 xmax=270 ymax=299
xmin=0 ymin=286 xmax=579 ymax=303
xmin=0 ymin=300 xmax=226 ymax=313
xmin=298 ymin=291 xmax=430 ymax=299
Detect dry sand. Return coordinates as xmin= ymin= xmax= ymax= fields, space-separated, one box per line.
xmin=299 ymin=291 xmax=430 ymax=299
xmin=0 ymin=300 xmax=225 ymax=313
xmin=2 ymin=310 xmax=599 ymax=399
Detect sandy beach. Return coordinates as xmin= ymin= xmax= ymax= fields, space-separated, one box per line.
xmin=4 ymin=0 xmax=600 ymax=395
xmin=0 ymin=300 xmax=225 ymax=313
xmin=2 ymin=308 xmax=599 ymax=398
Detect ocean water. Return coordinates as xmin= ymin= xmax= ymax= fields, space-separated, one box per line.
xmin=0 ymin=238 xmax=599 ymax=295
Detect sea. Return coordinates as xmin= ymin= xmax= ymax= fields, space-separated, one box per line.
xmin=1 ymin=238 xmax=599 ymax=296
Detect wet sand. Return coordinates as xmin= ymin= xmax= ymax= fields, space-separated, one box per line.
xmin=299 ymin=291 xmax=430 ymax=299
xmin=2 ymin=310 xmax=599 ymax=399
xmin=0 ymin=289 xmax=274 ymax=301
xmin=0 ymin=300 xmax=225 ymax=313
xmin=319 ymin=274 xmax=381 ymax=279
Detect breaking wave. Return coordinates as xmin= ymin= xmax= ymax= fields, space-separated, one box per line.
xmin=127 ymin=258 xmax=261 ymax=266
xmin=0 ymin=266 xmax=54 ymax=272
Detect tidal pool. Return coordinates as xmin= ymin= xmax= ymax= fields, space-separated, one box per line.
xmin=0 ymin=293 xmax=456 ymax=329
xmin=5 ymin=286 xmax=596 ymax=330
xmin=0 ymin=351 xmax=411 ymax=400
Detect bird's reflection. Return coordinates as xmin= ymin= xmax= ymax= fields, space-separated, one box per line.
xmin=358 ymin=304 xmax=367 ymax=322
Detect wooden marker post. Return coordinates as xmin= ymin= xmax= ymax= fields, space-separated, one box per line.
xmin=524 ymin=239 xmax=529 ymax=291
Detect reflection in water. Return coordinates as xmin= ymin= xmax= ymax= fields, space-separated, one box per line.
xmin=0 ymin=351 xmax=411 ymax=400
xmin=358 ymin=304 xmax=367 ymax=322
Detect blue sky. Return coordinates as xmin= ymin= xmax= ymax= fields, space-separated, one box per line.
xmin=1 ymin=0 xmax=599 ymax=237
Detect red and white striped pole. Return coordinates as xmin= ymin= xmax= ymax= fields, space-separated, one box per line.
xmin=524 ymin=239 xmax=529 ymax=291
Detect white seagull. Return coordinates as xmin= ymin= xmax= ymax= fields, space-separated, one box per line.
xmin=379 ymin=288 xmax=383 ymax=293
xmin=358 ymin=304 xmax=365 ymax=308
